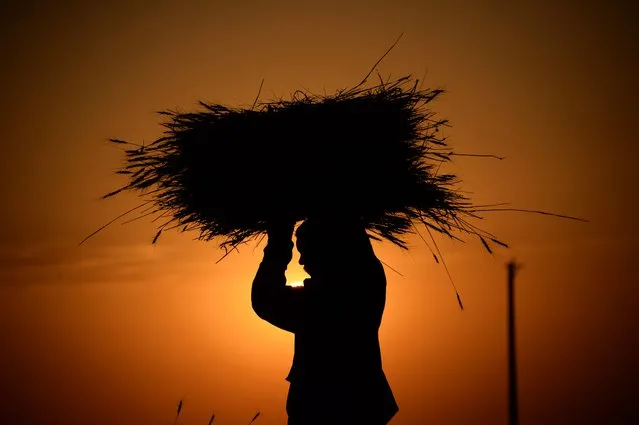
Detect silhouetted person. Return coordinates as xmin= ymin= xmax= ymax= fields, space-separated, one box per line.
xmin=252 ymin=216 xmax=399 ymax=425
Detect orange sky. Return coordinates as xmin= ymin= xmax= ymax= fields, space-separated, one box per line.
xmin=1 ymin=1 xmax=638 ymax=424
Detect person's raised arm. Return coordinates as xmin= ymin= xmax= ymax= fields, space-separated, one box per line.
xmin=251 ymin=220 xmax=303 ymax=333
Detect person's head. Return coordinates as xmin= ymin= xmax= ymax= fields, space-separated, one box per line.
xmin=295 ymin=215 xmax=376 ymax=277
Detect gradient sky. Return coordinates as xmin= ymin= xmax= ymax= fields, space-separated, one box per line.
xmin=1 ymin=1 xmax=638 ymax=424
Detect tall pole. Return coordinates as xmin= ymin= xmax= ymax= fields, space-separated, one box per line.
xmin=507 ymin=261 xmax=519 ymax=425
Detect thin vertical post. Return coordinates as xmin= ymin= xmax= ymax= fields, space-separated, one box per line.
xmin=507 ymin=260 xmax=519 ymax=425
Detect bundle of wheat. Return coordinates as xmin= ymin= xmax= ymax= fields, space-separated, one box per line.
xmin=101 ymin=75 xmax=511 ymax=257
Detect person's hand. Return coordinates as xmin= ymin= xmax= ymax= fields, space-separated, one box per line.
xmin=263 ymin=218 xmax=296 ymax=267
xmin=266 ymin=218 xmax=296 ymax=244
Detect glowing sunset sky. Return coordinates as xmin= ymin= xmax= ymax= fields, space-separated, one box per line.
xmin=1 ymin=1 xmax=637 ymax=424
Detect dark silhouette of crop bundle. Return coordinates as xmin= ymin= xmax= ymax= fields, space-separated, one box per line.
xmin=103 ymin=75 xmax=503 ymax=254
